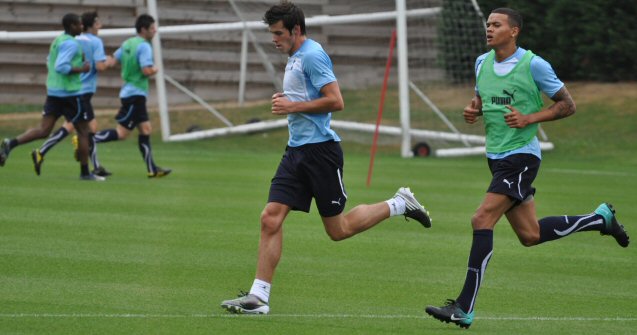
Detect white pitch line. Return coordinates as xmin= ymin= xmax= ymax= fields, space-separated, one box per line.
xmin=0 ymin=313 xmax=636 ymax=322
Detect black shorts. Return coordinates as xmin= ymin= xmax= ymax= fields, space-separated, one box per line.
xmin=487 ymin=153 xmax=540 ymax=206
xmin=79 ymin=93 xmax=95 ymax=121
xmin=43 ymin=95 xmax=93 ymax=123
xmin=268 ymin=140 xmax=347 ymax=217
xmin=115 ymin=95 xmax=149 ymax=130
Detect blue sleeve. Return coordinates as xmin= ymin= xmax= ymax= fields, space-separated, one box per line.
xmin=137 ymin=42 xmax=154 ymax=68
xmin=93 ymin=38 xmax=106 ymax=62
xmin=530 ymin=56 xmax=564 ymax=98
xmin=55 ymin=40 xmax=79 ymax=74
xmin=474 ymin=53 xmax=488 ymax=95
xmin=303 ymin=50 xmax=336 ymax=91
xmin=114 ymin=47 xmax=122 ymax=62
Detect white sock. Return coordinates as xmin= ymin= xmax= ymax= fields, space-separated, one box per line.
xmin=249 ymin=278 xmax=271 ymax=303
xmin=386 ymin=196 xmax=406 ymax=216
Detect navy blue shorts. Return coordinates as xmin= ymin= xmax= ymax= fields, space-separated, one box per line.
xmin=268 ymin=140 xmax=347 ymax=217
xmin=116 ymin=95 xmax=149 ymax=130
xmin=79 ymin=93 xmax=95 ymax=121
xmin=487 ymin=153 xmax=540 ymax=206
xmin=43 ymin=95 xmax=93 ymax=123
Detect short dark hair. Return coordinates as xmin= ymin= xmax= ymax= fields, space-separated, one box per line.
xmin=135 ymin=14 xmax=155 ymax=33
xmin=62 ymin=13 xmax=80 ymax=33
xmin=263 ymin=1 xmax=306 ymax=35
xmin=491 ymin=7 xmax=523 ymax=31
xmin=81 ymin=11 xmax=98 ymax=31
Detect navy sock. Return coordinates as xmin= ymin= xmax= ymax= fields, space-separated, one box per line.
xmin=456 ymin=229 xmax=493 ymax=313
xmin=8 ymin=138 xmax=18 ymax=150
xmin=88 ymin=133 xmax=99 ymax=169
xmin=81 ymin=163 xmax=90 ymax=176
xmin=138 ymin=135 xmax=156 ymax=174
xmin=94 ymin=129 xmax=118 ymax=143
xmin=40 ymin=127 xmax=69 ymax=156
xmin=538 ymin=213 xmax=604 ymax=244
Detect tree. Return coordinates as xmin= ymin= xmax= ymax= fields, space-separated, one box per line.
xmin=477 ymin=0 xmax=637 ymax=81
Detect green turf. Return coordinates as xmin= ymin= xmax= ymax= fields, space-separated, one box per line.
xmin=1 ymin=82 xmax=636 ymax=333
xmin=0 ymin=129 xmax=635 ymax=334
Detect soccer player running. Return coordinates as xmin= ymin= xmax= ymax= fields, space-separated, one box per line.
xmin=0 ymin=13 xmax=102 ymax=181
xmin=92 ymin=14 xmax=171 ymax=178
xmin=220 ymin=1 xmax=432 ymax=315
xmin=425 ymin=8 xmax=629 ymax=329
xmin=31 ymin=11 xmax=116 ymax=177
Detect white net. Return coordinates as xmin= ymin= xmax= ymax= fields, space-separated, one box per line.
xmin=403 ymin=0 xmax=488 ymax=156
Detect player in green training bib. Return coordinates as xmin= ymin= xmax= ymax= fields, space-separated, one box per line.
xmin=425 ymin=7 xmax=629 ymax=329
xmin=92 ymin=14 xmax=171 ymax=178
xmin=0 ymin=13 xmax=102 ymax=181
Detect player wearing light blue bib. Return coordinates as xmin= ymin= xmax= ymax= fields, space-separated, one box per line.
xmin=32 ymin=11 xmax=116 ymax=178
xmin=220 ymin=1 xmax=432 ymax=316
xmin=426 ymin=8 xmax=629 ymax=330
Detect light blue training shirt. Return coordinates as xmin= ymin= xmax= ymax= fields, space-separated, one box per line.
xmin=474 ymin=47 xmax=564 ymax=159
xmin=283 ymin=39 xmax=341 ymax=147
xmin=114 ymin=39 xmax=154 ymax=98
xmin=76 ymin=33 xmax=107 ymax=95
xmin=47 ymin=38 xmax=82 ymax=97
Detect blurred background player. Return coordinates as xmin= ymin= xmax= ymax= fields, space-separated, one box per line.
xmin=425 ymin=8 xmax=629 ymax=329
xmin=220 ymin=1 xmax=431 ymax=315
xmin=91 ymin=14 xmax=171 ymax=178
xmin=0 ymin=13 xmax=102 ymax=181
xmin=30 ymin=11 xmax=116 ymax=177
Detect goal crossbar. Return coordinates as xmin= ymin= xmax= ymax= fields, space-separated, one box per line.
xmin=0 ymin=8 xmax=440 ymax=41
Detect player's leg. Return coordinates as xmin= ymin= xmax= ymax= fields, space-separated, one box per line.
xmin=321 ymin=203 xmax=389 ymax=241
xmin=426 ymin=192 xmax=510 ymax=329
xmin=313 ymin=141 xmax=429 ymax=240
xmin=321 ymin=187 xmax=432 ymax=241
xmin=507 ymin=197 xmax=629 ymax=247
xmin=94 ymin=96 xmax=135 ymax=144
xmin=1 ymin=114 xmax=57 ymax=167
xmin=87 ymin=118 xmax=109 ymax=176
xmin=125 ymin=96 xmax=170 ymax=178
xmin=427 ymin=155 xmax=536 ymax=328
xmin=221 ymin=148 xmax=303 ymax=315
xmin=137 ymin=121 xmax=170 ymax=178
xmin=30 ymin=121 xmax=74 ymax=176
xmin=220 ymin=202 xmax=288 ymax=315
xmin=92 ymin=97 xmax=136 ymax=173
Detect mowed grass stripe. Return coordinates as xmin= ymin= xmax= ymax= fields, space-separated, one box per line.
xmin=0 ymin=108 xmax=636 ymax=334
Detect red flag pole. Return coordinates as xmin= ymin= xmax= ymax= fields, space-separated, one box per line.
xmin=367 ymin=29 xmax=397 ymax=187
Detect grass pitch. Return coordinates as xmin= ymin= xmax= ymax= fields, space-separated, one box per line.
xmin=0 ymin=83 xmax=636 ymax=334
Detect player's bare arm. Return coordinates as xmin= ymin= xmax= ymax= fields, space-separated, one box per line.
xmin=271 ymin=81 xmax=344 ymax=115
xmin=70 ymin=61 xmax=90 ymax=73
xmin=504 ymin=86 xmax=576 ymax=128
xmin=95 ymin=55 xmax=116 ymax=71
xmin=463 ymin=95 xmax=483 ymax=124
xmin=545 ymin=86 xmax=576 ymax=120
xmin=142 ymin=65 xmax=158 ymax=77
